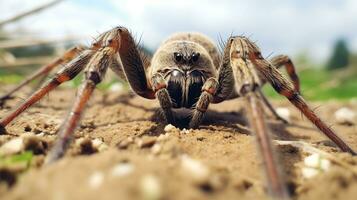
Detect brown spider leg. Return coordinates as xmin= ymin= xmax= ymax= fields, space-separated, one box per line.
xmin=0 ymin=46 xmax=84 ymax=106
xmin=189 ymin=78 xmax=218 ymax=128
xmin=246 ymin=92 xmax=289 ymax=200
xmin=245 ymin=41 xmax=356 ymax=155
xmin=212 ymin=37 xmax=235 ymax=104
xmin=114 ymin=27 xmax=155 ymax=99
xmin=0 ymin=50 xmax=94 ymax=133
xmin=188 ymin=38 xmax=235 ymax=128
xmin=257 ymin=89 xmax=288 ymax=124
xmin=269 ymin=55 xmax=301 ymax=94
xmin=46 ymin=80 xmax=96 ymax=163
xmin=46 ymin=46 xmax=114 ymax=163
xmin=151 ymin=73 xmax=175 ymax=124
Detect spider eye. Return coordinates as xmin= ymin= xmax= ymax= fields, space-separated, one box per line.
xmin=191 ymin=52 xmax=200 ymax=62
xmin=174 ymin=52 xmax=183 ymax=62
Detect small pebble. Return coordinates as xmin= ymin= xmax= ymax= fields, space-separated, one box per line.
xmin=137 ymin=137 xmax=157 ymax=148
xmin=0 ymin=138 xmax=24 ymax=155
xmin=22 ymin=135 xmax=46 ymax=154
xmin=151 ymin=144 xmax=161 ymax=155
xmin=276 ymin=107 xmax=291 ymax=123
xmin=75 ymin=138 xmax=97 ymax=155
xmin=164 ymin=124 xmax=177 ymax=132
xmin=117 ymin=137 xmax=134 ymax=149
xmin=302 ymin=167 xmax=319 ymax=179
xmin=334 ymin=107 xmax=356 ymax=125
xmin=140 ymin=174 xmax=162 ymax=200
xmin=92 ymin=138 xmax=104 ymax=148
xmin=109 ymin=82 xmax=124 ymax=92
xmin=181 ymin=155 xmax=210 ymax=183
xmin=302 ymin=153 xmax=331 ymax=179
xmin=92 ymin=138 xmax=108 ymax=152
xmin=88 ymin=171 xmax=104 ymax=189
xmin=111 ymin=162 xmax=134 ymax=177
xmin=180 ymin=128 xmax=191 ymax=134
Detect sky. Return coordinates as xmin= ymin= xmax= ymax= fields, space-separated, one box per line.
xmin=1 ymin=0 xmax=357 ymax=63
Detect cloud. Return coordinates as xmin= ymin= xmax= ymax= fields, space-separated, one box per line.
xmin=1 ymin=0 xmax=357 ymax=62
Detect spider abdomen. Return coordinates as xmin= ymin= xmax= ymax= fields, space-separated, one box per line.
xmin=166 ymin=70 xmax=205 ymax=109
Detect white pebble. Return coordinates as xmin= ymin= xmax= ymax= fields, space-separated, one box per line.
xmin=92 ymin=138 xmax=103 ymax=148
xmin=164 ymin=124 xmax=177 ymax=132
xmin=140 ymin=174 xmax=162 ymax=200
xmin=302 ymin=167 xmax=319 ymax=179
xmin=151 ymin=144 xmax=161 ymax=155
xmin=181 ymin=155 xmax=209 ymax=183
xmin=276 ymin=107 xmax=291 ymax=123
xmin=111 ymin=163 xmax=134 ymax=177
xmin=92 ymin=138 xmax=108 ymax=152
xmin=0 ymin=138 xmax=24 ymax=155
xmin=109 ymin=83 xmax=124 ymax=92
xmin=302 ymin=153 xmax=331 ymax=179
xmin=88 ymin=171 xmax=104 ymax=189
xmin=304 ymin=153 xmax=320 ymax=168
xmin=334 ymin=107 xmax=356 ymax=125
xmin=180 ymin=128 xmax=191 ymax=134
xmin=98 ymin=143 xmax=109 ymax=152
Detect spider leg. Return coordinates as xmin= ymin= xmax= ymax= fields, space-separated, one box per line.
xmin=246 ymin=92 xmax=289 ymax=199
xmin=0 ymin=50 xmax=94 ymax=133
xmin=240 ymin=37 xmax=356 ymax=155
xmin=0 ymin=46 xmax=84 ymax=107
xmin=189 ymin=77 xmax=218 ymax=128
xmin=189 ymin=39 xmax=235 ymax=128
xmin=257 ymin=89 xmax=288 ymax=124
xmin=46 ymin=46 xmax=114 ymax=163
xmin=111 ymin=28 xmax=155 ymax=99
xmin=108 ymin=28 xmax=174 ymax=123
xmin=151 ymin=73 xmax=174 ymax=124
xmin=269 ymin=55 xmax=301 ymax=94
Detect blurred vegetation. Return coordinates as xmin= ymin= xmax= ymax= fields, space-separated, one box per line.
xmin=1 ymin=27 xmax=357 ymax=101
xmin=0 ymin=151 xmax=33 ymax=168
xmin=326 ymin=38 xmax=350 ymax=70
xmin=263 ymin=67 xmax=357 ymax=101
xmin=263 ymin=47 xmax=357 ymax=101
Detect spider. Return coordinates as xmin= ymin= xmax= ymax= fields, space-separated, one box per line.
xmin=0 ymin=27 xmax=355 ymax=199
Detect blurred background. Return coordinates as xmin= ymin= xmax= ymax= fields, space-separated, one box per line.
xmin=0 ymin=0 xmax=356 ymax=100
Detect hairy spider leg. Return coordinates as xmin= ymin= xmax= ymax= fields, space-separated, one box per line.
xmin=189 ymin=39 xmax=235 ymax=128
xmin=270 ymin=55 xmax=301 ymax=94
xmin=244 ymin=37 xmax=356 ymax=155
xmin=246 ymin=92 xmax=289 ymax=200
xmin=0 ymin=46 xmax=85 ymax=106
xmin=0 ymin=50 xmax=94 ymax=133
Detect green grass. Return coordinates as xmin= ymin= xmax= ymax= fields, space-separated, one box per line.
xmin=0 ymin=151 xmax=33 ymax=168
xmin=262 ymin=68 xmax=357 ymax=101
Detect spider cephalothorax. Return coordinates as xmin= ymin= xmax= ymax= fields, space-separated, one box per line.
xmin=0 ymin=26 xmax=355 ymax=200
xmin=150 ymin=35 xmax=217 ymax=109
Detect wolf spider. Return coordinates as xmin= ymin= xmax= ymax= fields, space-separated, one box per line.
xmin=0 ymin=27 xmax=355 ymax=199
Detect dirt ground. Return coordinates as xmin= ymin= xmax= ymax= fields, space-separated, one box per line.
xmin=0 ymin=86 xmax=357 ymax=200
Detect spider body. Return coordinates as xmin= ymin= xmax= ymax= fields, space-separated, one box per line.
xmin=150 ymin=33 xmax=217 ymax=109
xmin=0 ymin=27 xmax=355 ymax=200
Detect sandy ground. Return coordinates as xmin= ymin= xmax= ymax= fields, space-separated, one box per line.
xmin=0 ymin=86 xmax=357 ymax=200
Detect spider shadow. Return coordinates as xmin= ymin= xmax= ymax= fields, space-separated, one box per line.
xmin=100 ymin=92 xmax=318 ymax=141
xmin=150 ymin=106 xmax=315 ymax=141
